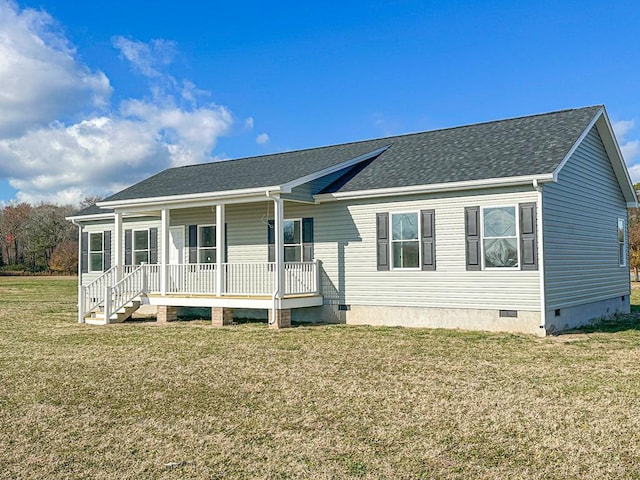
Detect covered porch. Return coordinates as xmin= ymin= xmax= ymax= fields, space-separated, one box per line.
xmin=79 ymin=194 xmax=323 ymax=327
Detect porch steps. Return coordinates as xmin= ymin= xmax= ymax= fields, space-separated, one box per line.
xmin=84 ymin=300 xmax=141 ymax=325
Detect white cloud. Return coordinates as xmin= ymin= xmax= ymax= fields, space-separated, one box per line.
xmin=244 ymin=117 xmax=254 ymax=129
xmin=0 ymin=1 xmax=238 ymax=205
xmin=112 ymin=36 xmax=177 ymax=79
xmin=256 ymin=133 xmax=269 ymax=145
xmin=0 ymin=1 xmax=112 ymax=137
xmin=612 ymin=119 xmax=640 ymax=183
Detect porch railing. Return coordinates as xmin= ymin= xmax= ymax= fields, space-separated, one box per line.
xmin=81 ymin=261 xmax=319 ymax=322
xmin=80 ymin=266 xmax=117 ymax=319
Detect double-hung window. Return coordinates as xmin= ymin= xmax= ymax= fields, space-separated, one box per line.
xmin=391 ymin=212 xmax=420 ymax=269
xmin=482 ymin=206 xmax=519 ymax=268
xmin=618 ymin=218 xmax=627 ymax=267
xmin=284 ymin=219 xmax=302 ymax=262
xmin=198 ymin=225 xmax=216 ymax=263
xmin=89 ymin=232 xmax=104 ymax=272
xmin=133 ymin=230 xmax=150 ymax=265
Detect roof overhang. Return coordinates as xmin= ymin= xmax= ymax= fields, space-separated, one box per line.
xmin=313 ymin=173 xmax=555 ymax=202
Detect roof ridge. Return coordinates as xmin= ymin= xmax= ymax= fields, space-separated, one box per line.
xmin=168 ymin=105 xmax=603 ymax=171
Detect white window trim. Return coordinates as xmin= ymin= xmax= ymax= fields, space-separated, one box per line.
xmin=390 ymin=211 xmax=421 ymax=270
xmin=618 ymin=218 xmax=627 ymax=267
xmin=283 ymin=218 xmax=303 ymax=263
xmin=88 ymin=232 xmax=104 ymax=273
xmin=480 ymin=205 xmax=520 ymax=271
xmin=132 ymin=228 xmax=150 ymax=265
xmin=197 ymin=224 xmax=217 ymax=264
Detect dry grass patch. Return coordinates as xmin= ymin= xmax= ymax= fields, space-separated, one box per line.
xmin=1 ymin=276 xmax=640 ymax=479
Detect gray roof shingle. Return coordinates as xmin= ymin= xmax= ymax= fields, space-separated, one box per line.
xmin=98 ymin=106 xmax=601 ymax=205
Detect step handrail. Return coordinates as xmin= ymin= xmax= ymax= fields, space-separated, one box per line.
xmin=80 ymin=266 xmax=117 ymax=319
xmin=104 ymin=264 xmax=147 ymax=322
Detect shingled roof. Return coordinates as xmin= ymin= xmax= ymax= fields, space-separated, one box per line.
xmin=93 ymin=105 xmax=601 ymax=209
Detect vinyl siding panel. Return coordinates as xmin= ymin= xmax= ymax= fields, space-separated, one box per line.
xmin=286 ymin=187 xmax=540 ymax=311
xmin=81 ymin=217 xmax=161 ymax=286
xmin=543 ymin=127 xmax=629 ymax=309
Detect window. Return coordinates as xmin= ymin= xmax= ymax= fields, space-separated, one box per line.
xmin=198 ymin=225 xmax=216 ymax=263
xmin=391 ymin=212 xmax=419 ymax=268
xmin=133 ymin=230 xmax=149 ymax=265
xmin=89 ymin=232 xmax=104 ymax=272
xmin=619 ymin=218 xmax=627 ymax=267
xmin=482 ymin=206 xmax=518 ymax=268
xmin=284 ymin=219 xmax=301 ymax=262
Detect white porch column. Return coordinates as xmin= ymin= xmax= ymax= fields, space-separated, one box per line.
xmin=216 ymin=203 xmax=225 ymax=296
xmin=160 ymin=208 xmax=170 ymax=295
xmin=274 ymin=196 xmax=284 ymax=299
xmin=114 ymin=211 xmax=123 ymax=281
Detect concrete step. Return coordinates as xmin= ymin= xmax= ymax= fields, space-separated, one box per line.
xmin=84 ymin=300 xmax=142 ymax=325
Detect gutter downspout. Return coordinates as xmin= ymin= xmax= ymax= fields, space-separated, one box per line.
xmin=533 ymin=179 xmax=546 ymax=335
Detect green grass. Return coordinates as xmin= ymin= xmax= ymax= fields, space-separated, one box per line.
xmin=1 ymin=277 xmax=640 ymax=479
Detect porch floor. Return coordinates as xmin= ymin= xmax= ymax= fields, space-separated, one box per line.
xmin=144 ymin=292 xmax=323 ymax=310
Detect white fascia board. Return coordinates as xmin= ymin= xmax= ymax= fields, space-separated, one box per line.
xmin=279 ymin=145 xmax=391 ymax=193
xmin=98 ymin=185 xmax=281 ymax=210
xmin=65 ymin=213 xmax=114 ymax=222
xmin=551 ymin=107 xmax=603 ymax=183
xmin=313 ymin=174 xmax=554 ymax=202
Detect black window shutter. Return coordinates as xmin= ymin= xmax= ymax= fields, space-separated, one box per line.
xmin=302 ymin=217 xmax=314 ymax=261
xmin=149 ymin=228 xmax=158 ymax=264
xmin=420 ymin=209 xmax=435 ymax=271
xmin=124 ymin=229 xmax=132 ymax=266
xmin=465 ymin=207 xmax=481 ymax=271
xmin=188 ymin=225 xmax=197 ymax=263
xmin=81 ymin=231 xmax=88 ymax=274
xmin=103 ymin=230 xmax=112 ymax=271
xmin=519 ymin=203 xmax=538 ymax=270
xmin=376 ymin=213 xmax=389 ymax=271
xmin=267 ymin=220 xmax=275 ymax=262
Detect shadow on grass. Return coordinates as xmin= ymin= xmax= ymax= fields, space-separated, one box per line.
xmin=579 ymin=312 xmax=640 ymax=334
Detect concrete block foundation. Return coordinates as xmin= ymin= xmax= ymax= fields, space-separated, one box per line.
xmin=157 ymin=306 xmax=178 ymax=324
xmin=268 ymin=309 xmax=291 ymax=329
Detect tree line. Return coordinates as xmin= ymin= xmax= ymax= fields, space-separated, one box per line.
xmin=0 ymin=198 xmax=98 ymax=274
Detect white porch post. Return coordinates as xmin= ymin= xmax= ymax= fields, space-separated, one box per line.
xmin=160 ymin=208 xmax=170 ymax=295
xmin=77 ymin=223 xmax=84 ymax=323
xmin=114 ymin=211 xmax=123 ymax=281
xmin=274 ymin=196 xmax=284 ymax=300
xmin=216 ymin=203 xmax=225 ymax=296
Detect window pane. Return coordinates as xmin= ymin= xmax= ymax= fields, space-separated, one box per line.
xmin=618 ymin=219 xmax=625 ymax=243
xmin=199 ymin=248 xmax=216 ymax=263
xmin=392 ymin=213 xmax=418 ymax=240
xmin=200 ymin=226 xmax=216 ymax=248
xmin=484 ymin=207 xmax=516 ymax=237
xmin=134 ymin=251 xmax=149 ymax=265
xmin=134 ymin=230 xmax=148 ymax=250
xmin=284 ymin=246 xmax=301 ymax=262
xmin=484 ymin=238 xmax=518 ymax=268
xmin=89 ymin=233 xmax=103 ymax=252
xmin=90 ymin=252 xmax=103 ymax=271
xmin=393 ymin=241 xmax=419 ymax=268
xmin=283 ymin=220 xmax=300 ymax=245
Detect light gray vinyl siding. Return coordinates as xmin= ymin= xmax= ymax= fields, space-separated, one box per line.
xmin=80 ymin=217 xmax=161 ymax=286
xmin=543 ymin=127 xmax=629 ymax=309
xmin=286 ymin=187 xmax=541 ymax=311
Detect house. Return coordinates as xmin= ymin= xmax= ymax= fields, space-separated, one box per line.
xmin=67 ymin=106 xmax=637 ymax=335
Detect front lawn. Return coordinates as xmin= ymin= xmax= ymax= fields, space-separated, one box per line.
xmin=1 ymin=276 xmax=639 ymax=479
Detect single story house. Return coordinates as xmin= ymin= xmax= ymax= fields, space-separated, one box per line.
xmin=68 ymin=105 xmax=637 ymax=335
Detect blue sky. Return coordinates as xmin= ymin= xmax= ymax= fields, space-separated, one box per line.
xmin=0 ymin=0 xmax=639 ymax=205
